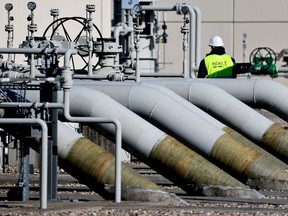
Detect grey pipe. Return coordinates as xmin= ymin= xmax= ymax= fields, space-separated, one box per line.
xmin=185 ymin=79 xmax=288 ymax=162
xmin=79 ymin=81 xmax=288 ymax=182
xmin=190 ymin=79 xmax=288 ymax=122
xmin=62 ymin=88 xmax=123 ymax=203
xmin=150 ymin=78 xmax=288 ymax=162
xmin=0 ymin=48 xmax=75 ymax=55
xmin=141 ymin=5 xmax=176 ymax=11
xmin=141 ymin=3 xmax=200 ymax=78
xmin=187 ymin=5 xmax=196 ymax=78
xmin=64 ymin=85 xmax=246 ymax=188
xmin=56 ymin=121 xmax=170 ymax=202
xmin=79 ymin=82 xmax=224 ymax=155
xmin=0 ymin=118 xmax=48 ymax=209
xmin=144 ymin=79 xmax=288 ymax=169
xmin=147 ymin=80 xmax=274 ymax=141
xmin=193 ymin=6 xmax=201 ymax=67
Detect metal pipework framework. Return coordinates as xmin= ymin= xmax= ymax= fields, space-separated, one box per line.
xmin=0 ymin=46 xmax=123 ymax=203
xmin=136 ymin=2 xmax=201 ymax=78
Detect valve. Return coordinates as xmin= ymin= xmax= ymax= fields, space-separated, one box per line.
xmin=86 ymin=4 xmax=96 ymax=13
xmin=249 ymin=47 xmax=277 ymax=77
xmin=27 ymin=2 xmax=37 ymax=42
xmin=5 ymin=3 xmax=14 ymax=61
xmin=176 ymin=3 xmax=190 ymax=15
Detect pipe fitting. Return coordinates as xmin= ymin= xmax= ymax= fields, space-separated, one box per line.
xmin=176 ymin=3 xmax=189 ymax=15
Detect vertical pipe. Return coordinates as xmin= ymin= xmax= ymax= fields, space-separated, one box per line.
xmin=86 ymin=4 xmax=95 ymax=76
xmin=62 ymin=89 xmax=122 ymax=203
xmin=0 ymin=119 xmax=47 ymax=209
xmin=193 ymin=6 xmax=201 ymax=67
xmin=187 ymin=5 xmax=196 ymax=78
xmin=181 ymin=14 xmax=190 ymax=78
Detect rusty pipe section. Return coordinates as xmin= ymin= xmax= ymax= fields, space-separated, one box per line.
xmin=259 ymin=123 xmax=288 ymax=162
xmin=63 ymin=86 xmax=245 ymax=188
xmin=78 ymin=82 xmax=288 ymax=182
xmin=222 ymin=126 xmax=288 ymax=170
xmin=57 ymin=122 xmax=161 ymax=199
xmin=148 ymin=135 xmax=245 ymax=188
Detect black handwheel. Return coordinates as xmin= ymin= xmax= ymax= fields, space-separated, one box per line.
xmin=43 ymin=16 xmax=104 ymax=72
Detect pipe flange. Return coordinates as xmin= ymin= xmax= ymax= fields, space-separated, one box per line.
xmin=176 ymin=3 xmax=190 ymax=15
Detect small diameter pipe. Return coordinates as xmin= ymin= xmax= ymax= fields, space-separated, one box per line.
xmin=193 ymin=6 xmax=201 ymax=68
xmin=62 ymin=89 xmax=122 ymax=203
xmin=181 ymin=14 xmax=190 ymax=78
xmin=0 ymin=48 xmax=76 ymax=55
xmin=0 ymin=118 xmax=48 ymax=209
xmin=0 ymin=102 xmax=63 ymax=109
xmin=187 ymin=5 xmax=196 ymax=78
xmin=141 ymin=4 xmax=197 ymax=78
xmin=141 ymin=5 xmax=177 ymax=11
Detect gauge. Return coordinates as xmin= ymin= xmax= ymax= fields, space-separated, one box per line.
xmin=5 ymin=3 xmax=13 ymax=11
xmin=133 ymin=4 xmax=142 ymax=13
xmin=27 ymin=2 xmax=36 ymax=11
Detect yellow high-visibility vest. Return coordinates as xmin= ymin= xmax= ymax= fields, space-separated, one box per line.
xmin=204 ymin=54 xmax=234 ymax=78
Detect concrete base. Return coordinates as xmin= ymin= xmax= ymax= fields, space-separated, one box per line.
xmin=104 ymin=185 xmax=188 ymax=205
xmin=247 ymin=179 xmax=288 ymax=191
xmin=185 ymin=184 xmax=265 ymax=199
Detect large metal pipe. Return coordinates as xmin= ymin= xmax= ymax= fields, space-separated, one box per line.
xmin=168 ymin=78 xmax=288 ymax=163
xmin=146 ymin=80 xmax=273 ymax=142
xmin=0 ymin=92 xmax=171 ymax=202
xmin=63 ymin=86 xmax=245 ymax=188
xmin=141 ymin=80 xmax=288 ymax=169
xmin=78 ymin=82 xmax=288 ymax=182
xmin=146 ymin=80 xmax=288 ymax=169
xmin=190 ymin=79 xmax=288 ymax=122
xmin=57 ymin=122 xmax=164 ymax=200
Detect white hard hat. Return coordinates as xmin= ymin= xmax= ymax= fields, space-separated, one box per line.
xmin=209 ymin=35 xmax=224 ymax=47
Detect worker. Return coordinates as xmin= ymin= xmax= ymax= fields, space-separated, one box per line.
xmin=197 ymin=35 xmax=236 ymax=78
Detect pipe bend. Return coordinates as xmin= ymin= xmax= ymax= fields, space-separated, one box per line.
xmin=68 ymin=85 xmax=167 ymax=158
xmin=192 ymin=78 xmax=288 ymax=122
xmin=82 ymin=81 xmax=226 ymax=155
xmin=128 ymin=83 xmax=174 ymax=118
xmin=253 ymin=79 xmax=288 ymax=121
xmin=145 ymin=79 xmax=274 ymax=141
